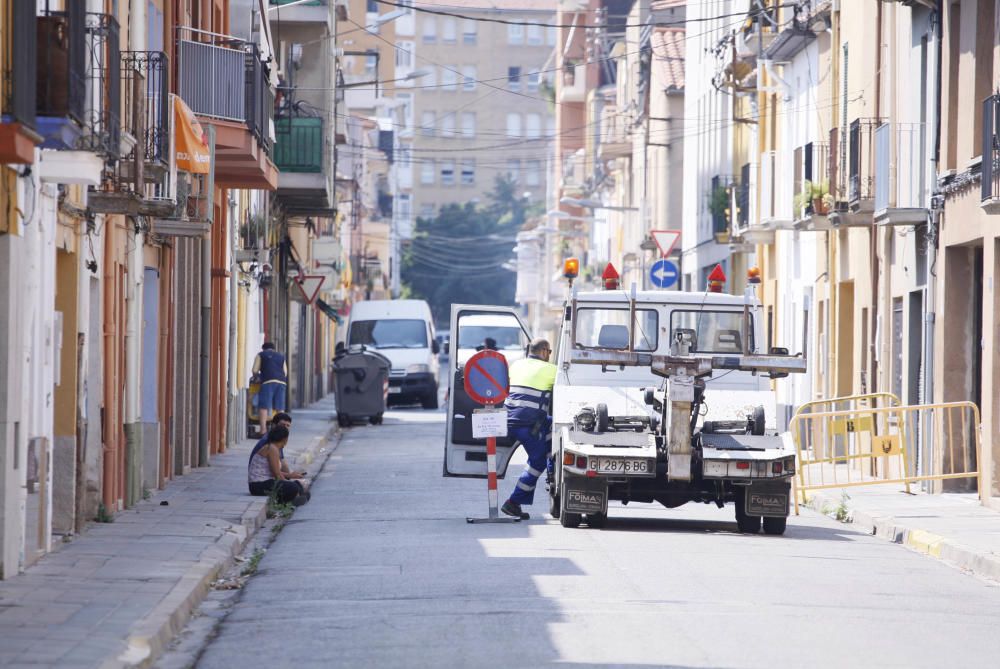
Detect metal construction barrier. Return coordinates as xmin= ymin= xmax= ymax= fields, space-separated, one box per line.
xmin=790 ymin=401 xmax=981 ymax=510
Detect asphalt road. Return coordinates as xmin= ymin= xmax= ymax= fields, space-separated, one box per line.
xmin=195 ymin=405 xmax=1000 ymax=669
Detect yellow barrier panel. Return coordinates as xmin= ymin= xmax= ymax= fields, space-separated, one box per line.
xmin=790 ymin=401 xmax=981 ymax=512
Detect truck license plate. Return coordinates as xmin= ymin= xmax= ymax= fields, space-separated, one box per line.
xmin=388 ymin=387 xmax=401 ymax=394
xmin=591 ymin=457 xmax=650 ymax=475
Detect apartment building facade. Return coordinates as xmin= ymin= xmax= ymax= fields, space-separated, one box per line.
xmin=0 ymin=0 xmax=350 ymax=578
xmin=410 ymin=0 xmax=556 ymax=220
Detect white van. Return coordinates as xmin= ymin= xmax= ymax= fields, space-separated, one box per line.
xmin=346 ymin=299 xmax=440 ymax=409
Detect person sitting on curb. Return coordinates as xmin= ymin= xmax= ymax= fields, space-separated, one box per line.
xmin=248 ymin=425 xmax=310 ymax=506
xmin=267 ymin=411 xmax=308 ymax=490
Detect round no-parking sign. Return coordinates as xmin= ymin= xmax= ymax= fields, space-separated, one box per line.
xmin=463 ymin=350 xmax=509 ymax=406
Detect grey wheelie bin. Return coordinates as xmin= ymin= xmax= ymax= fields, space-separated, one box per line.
xmin=334 ymin=347 xmax=391 ymax=426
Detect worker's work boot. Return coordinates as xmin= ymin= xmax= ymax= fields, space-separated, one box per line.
xmin=501 ymin=500 xmax=529 ymax=520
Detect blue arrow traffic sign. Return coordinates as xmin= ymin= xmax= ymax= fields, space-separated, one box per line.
xmin=649 ymin=259 xmax=679 ymax=289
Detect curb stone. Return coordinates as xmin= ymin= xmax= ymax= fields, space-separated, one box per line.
xmin=803 ymin=490 xmax=1000 ymax=583
xmin=114 ymin=424 xmax=342 ymax=668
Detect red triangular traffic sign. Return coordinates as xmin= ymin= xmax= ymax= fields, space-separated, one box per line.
xmin=651 ymin=229 xmax=681 ymax=257
xmin=294 ymin=275 xmax=326 ymax=304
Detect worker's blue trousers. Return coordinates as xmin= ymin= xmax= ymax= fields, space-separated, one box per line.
xmin=508 ymin=422 xmax=552 ymax=506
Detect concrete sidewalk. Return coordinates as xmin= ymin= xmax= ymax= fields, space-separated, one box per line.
xmin=0 ymin=395 xmax=338 ymax=669
xmin=802 ymin=483 xmax=1000 ymax=582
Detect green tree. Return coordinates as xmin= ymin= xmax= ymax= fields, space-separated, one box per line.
xmin=402 ymin=177 xmax=534 ymax=324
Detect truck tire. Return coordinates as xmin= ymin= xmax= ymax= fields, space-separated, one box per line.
xmin=734 ymin=491 xmax=762 ymax=533
xmin=587 ymin=512 xmax=607 ymax=528
xmin=762 ymin=516 xmax=787 ymax=535
xmin=560 ymin=510 xmax=582 ymax=528
xmin=548 ymin=488 xmax=561 ymax=519
xmin=595 ymin=403 xmax=609 ymax=433
xmin=559 ymin=491 xmax=581 ymax=527
xmin=750 ymin=405 xmax=766 ymax=436
xmin=337 ymin=413 xmax=350 ymax=428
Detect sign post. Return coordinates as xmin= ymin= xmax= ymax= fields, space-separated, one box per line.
xmin=463 ymin=350 xmax=517 ymax=523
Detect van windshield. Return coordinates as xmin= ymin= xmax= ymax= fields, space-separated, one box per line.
xmin=458 ymin=326 xmax=524 ymax=351
xmin=349 ymin=319 xmax=428 ymax=349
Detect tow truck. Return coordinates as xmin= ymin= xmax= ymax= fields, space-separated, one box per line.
xmin=443 ymin=264 xmax=806 ymax=534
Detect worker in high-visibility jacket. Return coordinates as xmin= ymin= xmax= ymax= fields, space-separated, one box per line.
xmin=501 ymin=338 xmax=557 ymax=520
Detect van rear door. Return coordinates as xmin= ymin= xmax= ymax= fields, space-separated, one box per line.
xmin=444 ymin=304 xmax=531 ymax=477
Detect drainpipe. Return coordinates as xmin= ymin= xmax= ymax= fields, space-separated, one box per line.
xmin=198 ymin=230 xmax=211 ymax=467
xmin=123 ymin=219 xmax=144 ymax=507
xmin=228 ymin=193 xmax=239 ymax=445
xmin=827 ymin=5 xmax=840 ymax=401
xmin=869 ymin=1 xmax=883 ymax=395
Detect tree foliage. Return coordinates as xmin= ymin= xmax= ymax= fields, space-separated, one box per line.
xmin=402 ymin=177 xmax=534 ymax=325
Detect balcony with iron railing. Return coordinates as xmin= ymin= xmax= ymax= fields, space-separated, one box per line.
xmin=981 ymin=94 xmax=1000 ymax=214
xmin=177 ymin=29 xmax=277 ymax=190
xmin=89 ymin=51 xmax=176 ymax=217
xmin=848 ymin=118 xmax=879 ymax=212
xmin=793 ymin=141 xmax=834 ymax=230
xmin=35 ymin=9 xmax=121 ymax=162
xmin=826 ymin=119 xmax=882 ymax=226
xmin=874 ymin=122 xmax=929 ymax=226
xmin=708 ymin=174 xmax=737 ymax=244
xmin=0 ymin=0 xmax=39 ymax=163
xmin=273 ymin=113 xmax=333 ymax=214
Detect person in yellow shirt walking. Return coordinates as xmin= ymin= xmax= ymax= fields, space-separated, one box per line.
xmin=500 ymin=338 xmax=557 ymax=520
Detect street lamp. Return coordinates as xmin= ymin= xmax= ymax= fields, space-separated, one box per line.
xmin=560 ymin=196 xmax=639 ymax=212
xmin=335 ymin=68 xmax=431 ymax=92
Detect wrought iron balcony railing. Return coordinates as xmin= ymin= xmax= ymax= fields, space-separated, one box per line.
xmin=121 ymin=51 xmax=170 ymax=168
xmin=2 ymin=0 xmax=37 ymax=127
xmin=81 ymin=13 xmax=121 ymax=158
xmin=848 ymin=117 xmax=881 ymax=210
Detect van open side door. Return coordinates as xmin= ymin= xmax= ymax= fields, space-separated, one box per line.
xmin=443 ymin=304 xmax=531 ymax=477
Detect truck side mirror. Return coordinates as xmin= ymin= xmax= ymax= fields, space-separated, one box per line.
xmin=444 ymin=342 xmax=449 ymax=354
xmin=432 ymin=340 xmax=441 ymax=354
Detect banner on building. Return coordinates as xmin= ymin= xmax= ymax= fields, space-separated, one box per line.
xmin=174 ymin=96 xmax=211 ymax=174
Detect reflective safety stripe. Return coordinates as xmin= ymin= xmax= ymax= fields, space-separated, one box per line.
xmin=526 ymin=465 xmax=543 ymax=477
xmin=510 ymin=385 xmax=546 ymax=398
xmin=506 ymin=398 xmax=542 ymax=409
xmin=517 ymin=481 xmax=535 ymax=492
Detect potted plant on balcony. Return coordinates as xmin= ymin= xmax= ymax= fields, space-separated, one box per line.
xmin=240 ymin=212 xmax=268 ymax=250
xmin=709 ymin=185 xmax=731 ymax=243
xmin=795 ymin=180 xmax=833 ymax=218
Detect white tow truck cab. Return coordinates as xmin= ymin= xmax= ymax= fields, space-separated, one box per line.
xmin=443 ymin=265 xmax=805 ymax=535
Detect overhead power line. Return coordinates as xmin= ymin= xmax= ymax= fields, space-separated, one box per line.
xmin=375 ymin=0 xmax=793 ymax=30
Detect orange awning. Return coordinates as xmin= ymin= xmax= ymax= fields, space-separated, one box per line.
xmin=174 ymin=96 xmax=210 ymax=174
